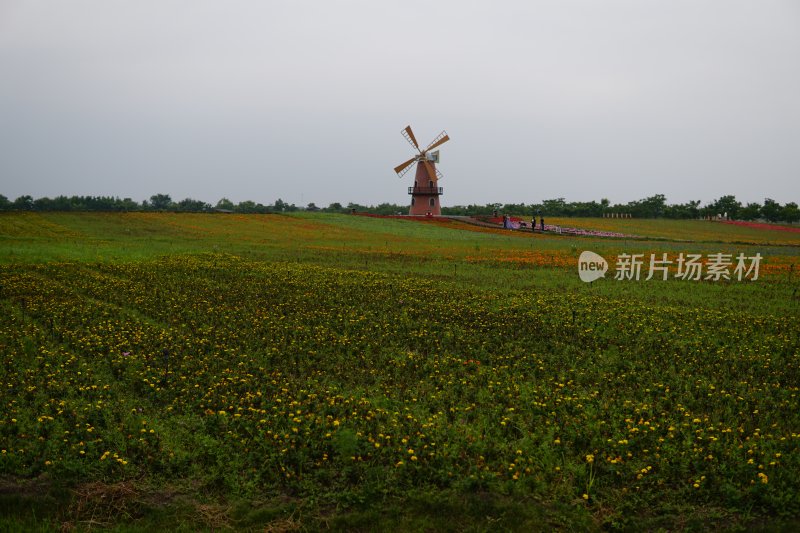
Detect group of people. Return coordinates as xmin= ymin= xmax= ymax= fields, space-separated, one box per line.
xmin=501 ymin=214 xmax=545 ymax=231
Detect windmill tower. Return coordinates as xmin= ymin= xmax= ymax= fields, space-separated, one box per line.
xmin=393 ymin=125 xmax=450 ymax=216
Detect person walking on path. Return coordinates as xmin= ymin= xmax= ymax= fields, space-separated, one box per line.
xmin=540 ymin=216 xmax=545 ymax=231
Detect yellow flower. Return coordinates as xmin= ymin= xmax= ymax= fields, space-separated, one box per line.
xmin=586 ymin=454 xmax=594 ymax=464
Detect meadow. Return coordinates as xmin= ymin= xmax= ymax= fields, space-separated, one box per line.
xmin=1 ymin=212 xmax=799 ymax=531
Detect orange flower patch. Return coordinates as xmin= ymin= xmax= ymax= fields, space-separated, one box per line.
xmin=466 ymin=250 xmax=574 ymax=268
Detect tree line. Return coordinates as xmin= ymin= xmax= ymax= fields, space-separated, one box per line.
xmin=1 ymin=193 xmax=798 ymax=222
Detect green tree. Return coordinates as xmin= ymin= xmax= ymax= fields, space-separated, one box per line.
xmin=235 ymin=200 xmax=257 ymax=213
xmin=120 ymin=198 xmax=140 ymax=211
xmin=13 ymin=195 xmax=34 ymax=210
xmin=739 ymin=202 xmax=762 ymax=221
xmin=215 ymin=198 xmax=235 ymax=211
xmin=372 ymin=203 xmax=404 ymax=215
xmin=781 ymin=202 xmax=799 ymax=224
xmin=707 ymin=195 xmax=741 ymax=219
xmin=637 ymin=194 xmax=667 ymax=218
xmin=177 ymin=198 xmax=210 ymax=212
xmin=664 ymin=200 xmax=701 ymax=219
xmin=760 ymin=198 xmax=782 ymax=222
xmin=32 ymin=197 xmax=56 ymax=211
xmin=149 ymin=193 xmax=173 ymax=211
xmin=542 ymin=198 xmax=567 ymax=216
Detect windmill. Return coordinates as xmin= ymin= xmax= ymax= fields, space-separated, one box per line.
xmin=393 ymin=125 xmax=450 ymax=216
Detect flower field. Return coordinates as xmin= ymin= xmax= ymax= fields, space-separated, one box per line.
xmin=1 ymin=212 xmax=799 ymax=530
xmin=544 ymin=217 xmax=800 ymax=245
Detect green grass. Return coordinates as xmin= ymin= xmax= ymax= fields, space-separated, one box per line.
xmin=1 ymin=212 xmax=799 ymax=530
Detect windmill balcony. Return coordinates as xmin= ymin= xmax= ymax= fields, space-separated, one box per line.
xmin=408 ymin=186 xmax=443 ymax=195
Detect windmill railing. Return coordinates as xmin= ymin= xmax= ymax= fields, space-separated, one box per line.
xmin=408 ymin=187 xmax=443 ymax=195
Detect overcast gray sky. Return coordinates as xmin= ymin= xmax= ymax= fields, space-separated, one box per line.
xmin=1 ymin=0 xmax=798 ymax=208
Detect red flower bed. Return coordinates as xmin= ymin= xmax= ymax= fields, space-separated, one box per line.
xmin=722 ymin=220 xmax=800 ymax=233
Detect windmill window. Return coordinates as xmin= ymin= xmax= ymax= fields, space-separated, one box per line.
xmin=429 ymin=180 xmax=434 ymax=188
xmin=411 ymin=197 xmax=415 ymax=206
xmin=429 ymin=198 xmax=435 ymax=207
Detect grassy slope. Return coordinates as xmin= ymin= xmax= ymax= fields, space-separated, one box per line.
xmin=2 ymin=212 xmax=797 ymax=315
xmin=1 ymin=212 xmax=799 ymax=531
xmin=545 ymin=216 xmax=800 ymax=245
xmin=2 ymin=211 xmax=798 ymax=260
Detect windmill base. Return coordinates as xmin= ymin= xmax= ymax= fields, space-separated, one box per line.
xmin=409 ymin=195 xmax=441 ymax=216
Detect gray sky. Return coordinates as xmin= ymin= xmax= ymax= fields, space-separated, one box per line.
xmin=1 ymin=0 xmax=798 ymax=207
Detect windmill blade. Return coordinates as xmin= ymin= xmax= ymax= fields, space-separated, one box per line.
xmin=424 ymin=131 xmax=449 ymax=152
xmin=397 ymin=164 xmax=416 ymax=178
xmin=402 ymin=126 xmax=420 ymax=151
xmin=393 ymin=156 xmax=417 ymax=177
xmin=435 ymin=167 xmax=444 ymax=181
xmin=423 ymin=160 xmax=437 ymax=181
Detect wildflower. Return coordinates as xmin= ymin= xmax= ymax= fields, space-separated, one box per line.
xmin=586 ymin=454 xmax=594 ymax=463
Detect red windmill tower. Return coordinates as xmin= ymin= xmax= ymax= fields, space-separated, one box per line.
xmin=393 ymin=125 xmax=450 ymax=216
